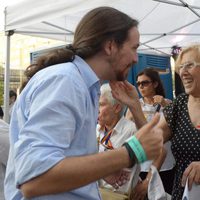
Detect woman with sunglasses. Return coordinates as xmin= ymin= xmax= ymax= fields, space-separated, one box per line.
xmin=125 ymin=68 xmax=175 ymax=199
xmin=111 ymin=44 xmax=200 ymax=200
xmin=126 ymin=68 xmax=171 ymax=122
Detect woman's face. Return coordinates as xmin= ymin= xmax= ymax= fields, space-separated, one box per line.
xmin=98 ymin=95 xmax=116 ymax=126
xmin=179 ymin=51 xmax=200 ymax=97
xmin=137 ymin=74 xmax=157 ymax=98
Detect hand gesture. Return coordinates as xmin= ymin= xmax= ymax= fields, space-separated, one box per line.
xmin=109 ymin=81 xmax=139 ymax=108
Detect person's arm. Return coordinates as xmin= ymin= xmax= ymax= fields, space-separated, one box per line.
xmin=20 ymin=114 xmax=163 ymax=198
xmin=125 ymin=108 xmax=135 ymax=122
xmin=110 ymin=81 xmax=146 ymax=129
xmin=21 ymin=147 xmax=131 ymax=198
xmin=127 ymin=100 xmax=147 ymax=129
xmin=157 ymin=115 xmax=172 ymax=143
xmin=130 ymin=147 xmax=167 ymax=200
xmin=109 ymin=81 xmax=173 ymax=143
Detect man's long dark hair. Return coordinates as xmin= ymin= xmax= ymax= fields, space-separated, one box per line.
xmin=20 ymin=7 xmax=138 ymax=91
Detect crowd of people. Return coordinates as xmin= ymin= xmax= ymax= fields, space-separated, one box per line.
xmin=109 ymin=44 xmax=200 ymax=199
xmin=0 ymin=6 xmax=199 ymax=200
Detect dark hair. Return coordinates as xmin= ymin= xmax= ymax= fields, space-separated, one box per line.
xmin=73 ymin=7 xmax=138 ymax=58
xmin=136 ymin=68 xmax=166 ymax=97
xmin=20 ymin=7 xmax=138 ymax=91
xmin=9 ymin=90 xmax=17 ymax=99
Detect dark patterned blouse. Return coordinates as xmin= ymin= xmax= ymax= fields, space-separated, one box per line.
xmin=163 ymin=93 xmax=200 ymax=200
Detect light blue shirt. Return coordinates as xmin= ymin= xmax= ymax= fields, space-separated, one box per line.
xmin=5 ymin=56 xmax=101 ymax=200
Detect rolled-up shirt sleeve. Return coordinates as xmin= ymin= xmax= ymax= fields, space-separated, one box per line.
xmin=13 ymin=74 xmax=86 ymax=187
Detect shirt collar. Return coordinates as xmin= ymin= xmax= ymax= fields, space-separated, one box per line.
xmin=73 ymin=55 xmax=100 ymax=90
xmin=113 ymin=116 xmax=126 ymax=135
xmin=100 ymin=116 xmax=126 ymax=137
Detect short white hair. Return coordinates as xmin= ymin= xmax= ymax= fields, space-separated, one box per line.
xmin=100 ymin=83 xmax=117 ymax=105
xmin=100 ymin=83 xmax=126 ymax=116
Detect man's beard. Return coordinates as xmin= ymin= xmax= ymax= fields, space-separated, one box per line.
xmin=115 ymin=69 xmax=129 ymax=81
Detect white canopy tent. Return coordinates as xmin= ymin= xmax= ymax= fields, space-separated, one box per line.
xmin=3 ymin=0 xmax=200 ymax=122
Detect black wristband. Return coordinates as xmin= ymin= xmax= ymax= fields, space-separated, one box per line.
xmin=123 ymin=142 xmax=138 ymax=167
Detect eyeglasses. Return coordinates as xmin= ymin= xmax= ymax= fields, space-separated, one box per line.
xmin=178 ymin=61 xmax=200 ymax=71
xmin=136 ymin=80 xmax=152 ymax=87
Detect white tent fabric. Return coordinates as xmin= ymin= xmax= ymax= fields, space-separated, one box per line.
xmin=3 ymin=0 xmax=200 ymax=121
xmin=4 ymin=0 xmax=200 ymax=55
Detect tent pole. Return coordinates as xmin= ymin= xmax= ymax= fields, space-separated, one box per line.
xmin=4 ymin=31 xmax=13 ymax=123
xmin=142 ymin=18 xmax=200 ymax=45
xmin=178 ymin=0 xmax=200 ymax=17
xmin=42 ymin=21 xmax=74 ymax=34
xmin=153 ymin=0 xmax=200 ymax=9
xmin=141 ymin=33 xmax=200 ymax=36
xmin=14 ymin=31 xmax=73 ymax=35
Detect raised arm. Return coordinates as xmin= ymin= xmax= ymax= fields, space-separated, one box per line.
xmin=109 ymin=81 xmax=172 ymax=143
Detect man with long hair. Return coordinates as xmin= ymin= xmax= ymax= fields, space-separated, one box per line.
xmin=5 ymin=7 xmax=163 ymax=200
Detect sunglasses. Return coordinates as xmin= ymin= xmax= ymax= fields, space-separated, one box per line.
xmin=136 ymin=80 xmax=152 ymax=87
xmin=178 ymin=61 xmax=200 ymax=71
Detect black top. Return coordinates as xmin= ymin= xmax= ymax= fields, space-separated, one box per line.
xmin=164 ymin=93 xmax=200 ymax=200
xmin=0 ymin=106 xmax=4 ymax=118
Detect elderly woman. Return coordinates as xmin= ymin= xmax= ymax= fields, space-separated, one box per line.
xmin=98 ymin=83 xmax=165 ymax=199
xmin=97 ymin=83 xmax=137 ymax=198
xmin=110 ymin=44 xmax=200 ymax=200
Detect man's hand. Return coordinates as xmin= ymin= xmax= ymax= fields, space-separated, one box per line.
xmin=103 ymin=169 xmax=131 ymax=189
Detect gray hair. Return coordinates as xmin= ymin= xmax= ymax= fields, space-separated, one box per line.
xmin=100 ymin=83 xmax=126 ymax=117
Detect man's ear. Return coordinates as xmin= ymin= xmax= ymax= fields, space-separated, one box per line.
xmin=104 ymin=40 xmax=117 ymax=56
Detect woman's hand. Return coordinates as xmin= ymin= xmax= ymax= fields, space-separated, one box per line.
xmin=182 ymin=161 xmax=200 ymax=190
xmin=153 ymin=95 xmax=165 ymax=107
xmin=109 ymin=81 xmax=147 ymax=129
xmin=109 ymin=81 xmax=139 ymax=108
xmin=153 ymin=95 xmax=171 ymax=107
